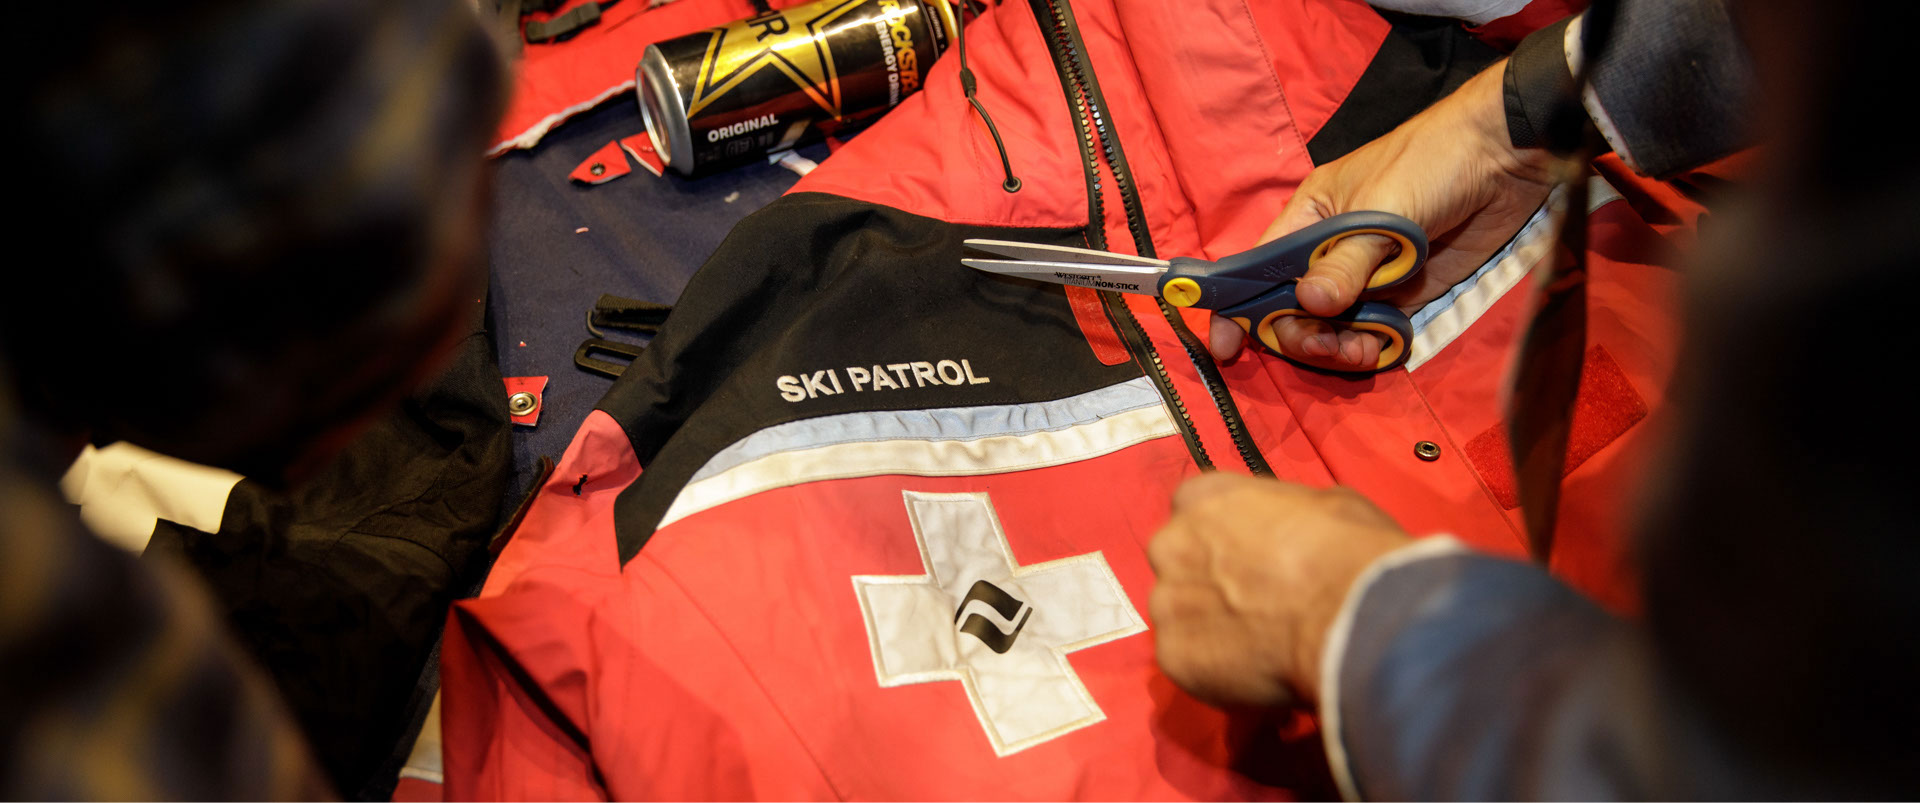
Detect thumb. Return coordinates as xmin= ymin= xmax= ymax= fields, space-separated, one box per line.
xmin=1212 ymin=198 xmax=1330 ymax=363
xmin=1294 ymin=233 xmax=1398 ymax=318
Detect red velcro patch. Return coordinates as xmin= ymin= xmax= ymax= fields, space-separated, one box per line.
xmin=1064 ymin=285 xmax=1131 ymax=366
xmin=1465 ymin=346 xmax=1649 ymax=509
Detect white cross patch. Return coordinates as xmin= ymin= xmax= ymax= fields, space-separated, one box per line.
xmin=852 ymin=491 xmax=1147 ymax=756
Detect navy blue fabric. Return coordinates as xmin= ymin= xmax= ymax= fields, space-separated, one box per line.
xmin=486 ymin=96 xmax=825 ymax=478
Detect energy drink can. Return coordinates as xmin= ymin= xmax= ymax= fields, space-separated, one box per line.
xmin=637 ymin=0 xmax=957 ymax=176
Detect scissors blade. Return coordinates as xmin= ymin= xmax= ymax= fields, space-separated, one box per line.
xmin=963 ymin=238 xmax=1171 ymax=269
xmin=961 ymin=258 xmax=1168 ymax=296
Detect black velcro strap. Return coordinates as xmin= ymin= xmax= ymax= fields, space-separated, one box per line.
xmin=1503 ymin=17 xmax=1601 ymax=154
xmin=524 ymin=2 xmax=601 ymax=43
xmin=590 ymin=294 xmax=672 ymax=333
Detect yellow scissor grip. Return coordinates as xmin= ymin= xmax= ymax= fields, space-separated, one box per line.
xmin=1253 ymin=310 xmax=1406 ymax=371
xmin=1253 ymin=309 xmax=1306 ymax=355
xmin=1345 ymin=320 xmax=1407 ymax=370
xmin=1162 ymin=277 xmax=1203 ymax=307
xmin=1307 ymin=228 xmax=1421 ymax=289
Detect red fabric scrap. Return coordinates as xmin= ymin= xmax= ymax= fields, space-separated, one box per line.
xmin=569 ymin=140 xmax=632 ymax=185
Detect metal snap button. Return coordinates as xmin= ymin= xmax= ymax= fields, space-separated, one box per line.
xmin=590 ymin=163 xmax=606 ymax=176
xmin=508 ymin=391 xmax=538 ymax=416
xmin=1414 ymin=440 xmax=1441 ymax=461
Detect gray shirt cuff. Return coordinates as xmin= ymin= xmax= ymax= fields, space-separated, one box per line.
xmin=1318 ymin=538 xmax=1774 ymax=799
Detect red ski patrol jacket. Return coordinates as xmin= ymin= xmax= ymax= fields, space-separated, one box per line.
xmin=445 ymin=0 xmax=1698 ymax=797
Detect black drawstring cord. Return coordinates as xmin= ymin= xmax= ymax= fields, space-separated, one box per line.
xmin=955 ymin=1 xmax=1020 ymax=192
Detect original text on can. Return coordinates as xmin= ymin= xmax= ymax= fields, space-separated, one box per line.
xmin=638 ymin=0 xmax=956 ymax=175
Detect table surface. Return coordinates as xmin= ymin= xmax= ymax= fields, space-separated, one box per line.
xmin=486 ymin=96 xmax=828 ymax=490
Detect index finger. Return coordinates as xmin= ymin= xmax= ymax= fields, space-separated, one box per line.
xmin=1170 ymin=471 xmax=1313 ymax=512
xmin=1258 ymin=192 xmax=1331 ymax=246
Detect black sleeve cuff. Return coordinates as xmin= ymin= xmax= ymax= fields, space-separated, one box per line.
xmin=1503 ymin=17 xmax=1607 ymax=156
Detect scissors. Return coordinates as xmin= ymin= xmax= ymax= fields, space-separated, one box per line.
xmin=962 ymin=211 xmax=1428 ymax=373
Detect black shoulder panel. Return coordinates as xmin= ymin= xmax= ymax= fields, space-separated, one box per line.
xmin=598 ymin=193 xmax=1141 ymax=564
xmin=1307 ymin=12 xmax=1503 ymax=165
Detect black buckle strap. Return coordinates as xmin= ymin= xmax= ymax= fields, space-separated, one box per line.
xmin=523 ymin=0 xmax=621 ymax=44
xmin=573 ymin=338 xmax=645 ymax=379
xmin=574 ymin=294 xmax=670 ymax=379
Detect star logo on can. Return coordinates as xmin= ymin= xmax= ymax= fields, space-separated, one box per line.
xmin=687 ymin=0 xmax=876 ymax=119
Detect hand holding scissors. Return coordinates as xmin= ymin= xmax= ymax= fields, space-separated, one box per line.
xmin=962 ymin=211 xmax=1428 ymax=374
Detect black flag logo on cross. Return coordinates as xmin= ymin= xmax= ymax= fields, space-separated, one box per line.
xmin=954 ymin=580 xmax=1032 ymax=654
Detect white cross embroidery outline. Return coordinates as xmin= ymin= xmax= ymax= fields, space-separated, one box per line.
xmin=851 ymin=490 xmax=1148 ymax=756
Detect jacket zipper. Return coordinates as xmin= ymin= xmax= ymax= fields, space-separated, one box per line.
xmin=1027 ymin=0 xmax=1209 ymax=470
xmin=1029 ymin=0 xmax=1272 ymax=476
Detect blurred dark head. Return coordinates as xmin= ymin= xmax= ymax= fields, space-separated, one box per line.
xmin=1639 ymin=0 xmax=1920 ymax=795
xmin=4 ymin=0 xmax=506 ymax=482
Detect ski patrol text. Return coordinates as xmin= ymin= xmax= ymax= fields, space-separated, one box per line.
xmin=777 ymin=359 xmax=991 ymax=402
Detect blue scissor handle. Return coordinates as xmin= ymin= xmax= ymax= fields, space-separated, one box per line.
xmin=1215 ymin=284 xmax=1416 ymax=374
xmin=1157 ymin=211 xmax=1429 ymax=312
